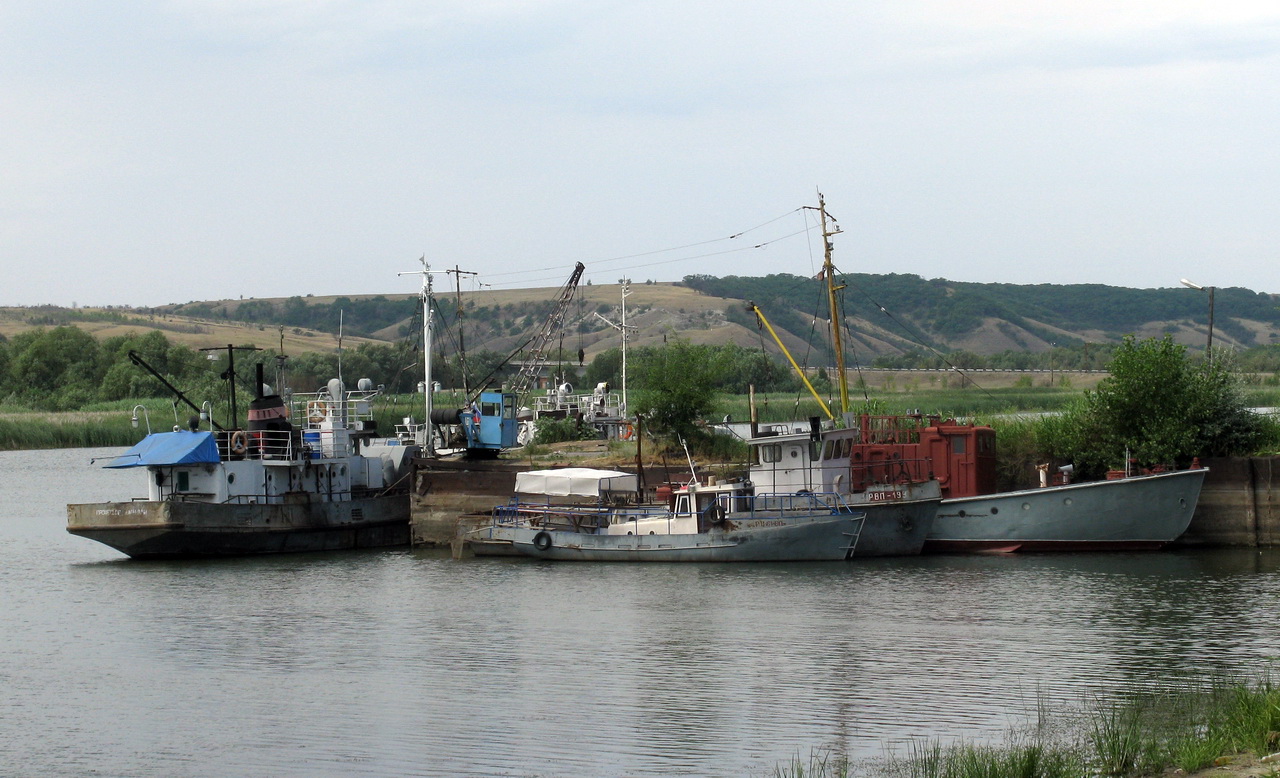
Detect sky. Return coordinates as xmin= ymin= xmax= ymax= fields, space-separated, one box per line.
xmin=2 ymin=0 xmax=1278 ymax=307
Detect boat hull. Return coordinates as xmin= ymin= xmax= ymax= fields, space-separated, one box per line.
xmin=848 ymin=495 xmax=941 ymax=557
xmin=924 ymin=469 xmax=1207 ymax=553
xmin=66 ymin=496 xmax=410 ymax=559
xmin=471 ymin=513 xmax=865 ymax=562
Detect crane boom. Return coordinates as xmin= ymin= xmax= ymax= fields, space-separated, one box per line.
xmin=504 ymin=262 xmax=586 ymax=405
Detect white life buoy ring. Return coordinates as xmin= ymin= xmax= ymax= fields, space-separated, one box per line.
xmin=229 ymin=430 xmax=249 ymax=457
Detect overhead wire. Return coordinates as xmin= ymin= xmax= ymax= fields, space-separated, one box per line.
xmin=843 ymin=281 xmax=1003 ymax=403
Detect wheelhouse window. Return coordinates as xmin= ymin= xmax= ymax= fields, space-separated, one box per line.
xmin=761 ymin=444 xmax=782 ymax=464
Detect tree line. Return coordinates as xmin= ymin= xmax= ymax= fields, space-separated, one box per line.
xmin=0 ymin=327 xmax=424 ymax=413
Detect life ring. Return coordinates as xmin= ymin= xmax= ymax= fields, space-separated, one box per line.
xmin=532 ymin=531 xmax=553 ymax=551
xmin=620 ymin=423 xmax=634 ymax=441
xmin=706 ymin=503 xmax=725 ymax=524
xmin=307 ymin=400 xmax=329 ymax=424
xmin=229 ymin=430 xmax=248 ymax=457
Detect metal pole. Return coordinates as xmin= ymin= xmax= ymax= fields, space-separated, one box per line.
xmin=400 ymin=257 xmax=446 ymax=449
xmin=621 ymin=281 xmax=630 ymax=416
xmin=1207 ymin=286 xmax=1215 ymax=363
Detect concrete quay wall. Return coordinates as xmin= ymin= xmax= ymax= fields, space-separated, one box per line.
xmin=1177 ymin=457 xmax=1280 ymax=547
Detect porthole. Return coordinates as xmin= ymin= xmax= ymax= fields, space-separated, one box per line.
xmin=990 ymin=507 xmax=999 ymax=515
xmin=1179 ymin=498 xmax=1187 ymax=508
xmin=958 ymin=510 xmax=967 ymax=518
xmin=227 ymin=472 xmax=235 ymax=484
xmin=1022 ymin=502 xmax=1031 ymax=510
xmin=1063 ymin=497 xmax=1073 ymax=506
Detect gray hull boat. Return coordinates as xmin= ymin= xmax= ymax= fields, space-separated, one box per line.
xmin=925 ymin=468 xmax=1207 ymax=552
xmin=465 ymin=468 xmax=865 ymax=562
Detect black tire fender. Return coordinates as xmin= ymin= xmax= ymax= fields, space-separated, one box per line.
xmin=532 ymin=531 xmax=553 ymax=551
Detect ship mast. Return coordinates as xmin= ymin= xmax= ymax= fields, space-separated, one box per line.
xmin=808 ymin=194 xmax=849 ymax=417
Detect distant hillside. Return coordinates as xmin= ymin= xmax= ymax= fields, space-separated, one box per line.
xmin=4 ymin=272 xmax=1275 ymax=363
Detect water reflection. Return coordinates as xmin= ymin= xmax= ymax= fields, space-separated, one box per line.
xmin=3 ymin=448 xmax=1280 ymax=776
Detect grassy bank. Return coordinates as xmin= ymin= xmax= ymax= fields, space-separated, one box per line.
xmin=5 ymin=382 xmax=1277 ymax=454
xmin=771 ymin=671 xmax=1280 ymax=778
xmin=0 ymin=395 xmax=442 ymax=452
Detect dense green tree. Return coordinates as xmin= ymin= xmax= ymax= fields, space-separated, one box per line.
xmin=583 ymin=347 xmax=623 ymax=390
xmin=1044 ymin=336 xmax=1267 ymax=477
xmin=630 ymin=340 xmax=727 ymax=440
xmin=7 ymin=327 xmax=102 ymax=409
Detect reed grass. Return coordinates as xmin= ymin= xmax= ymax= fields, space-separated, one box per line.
xmin=773 ymin=749 xmax=851 ymax=778
xmin=783 ymin=671 xmax=1280 ymax=778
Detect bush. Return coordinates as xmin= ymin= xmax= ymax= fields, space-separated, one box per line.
xmin=532 ymin=417 xmax=596 ymax=445
xmin=1044 ymin=336 xmax=1265 ymax=477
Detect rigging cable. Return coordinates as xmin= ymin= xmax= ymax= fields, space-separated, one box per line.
xmin=844 ymin=281 xmax=1003 ymax=403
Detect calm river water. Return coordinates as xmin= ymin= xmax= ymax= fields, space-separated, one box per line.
xmin=4 ymin=446 xmax=1280 ymax=777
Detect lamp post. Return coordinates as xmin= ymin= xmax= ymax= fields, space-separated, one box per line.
xmin=1180 ymin=278 xmax=1215 ymax=361
xmin=130 ymin=405 xmax=152 ymax=435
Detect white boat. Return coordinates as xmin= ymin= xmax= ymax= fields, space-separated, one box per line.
xmin=742 ymin=195 xmax=943 ymax=556
xmin=745 ymin=422 xmax=944 ymax=556
xmin=67 ymin=361 xmax=417 ymax=559
xmin=465 ymin=467 xmax=866 ymax=562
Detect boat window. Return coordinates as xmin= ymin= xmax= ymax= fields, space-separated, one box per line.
xmin=481 ymin=401 xmax=501 ymax=417
xmin=675 ymin=495 xmax=690 ymax=514
xmin=177 ymin=471 xmax=190 ymax=492
xmin=951 ymin=436 xmax=967 ymax=454
xmin=761 ymin=445 xmax=782 ymax=463
xmin=822 ymin=440 xmax=834 ymax=460
xmin=503 ymin=396 xmax=516 ymax=418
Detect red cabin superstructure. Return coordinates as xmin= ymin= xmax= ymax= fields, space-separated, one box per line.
xmin=848 ymin=415 xmax=997 ymax=499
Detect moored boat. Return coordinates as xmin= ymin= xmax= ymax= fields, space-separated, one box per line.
xmin=465 ymin=467 xmax=866 ymax=562
xmin=67 ymin=361 xmax=417 ymax=559
xmin=746 ymin=422 xmax=943 ymax=556
xmin=928 ymin=468 xmax=1206 ymax=552
xmin=837 ymin=413 xmax=1207 ymax=552
xmin=741 ymin=194 xmax=943 ymax=556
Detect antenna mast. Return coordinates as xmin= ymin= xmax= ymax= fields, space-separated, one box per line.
xmin=448 ymin=265 xmax=479 ymax=395
xmin=399 ymin=256 xmax=448 ymax=448
xmin=808 ymin=193 xmax=848 ymax=416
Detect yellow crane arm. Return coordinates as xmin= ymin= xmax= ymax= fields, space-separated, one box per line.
xmin=746 ymin=302 xmax=834 ymax=422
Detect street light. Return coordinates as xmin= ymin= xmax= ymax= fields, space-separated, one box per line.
xmin=1180 ymin=278 xmax=1215 ymax=361
xmin=130 ymin=405 xmax=152 ymax=435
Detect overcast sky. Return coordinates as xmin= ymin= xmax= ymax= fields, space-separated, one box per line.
xmin=3 ymin=0 xmax=1277 ymax=307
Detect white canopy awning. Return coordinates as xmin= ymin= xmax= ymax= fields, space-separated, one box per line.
xmin=514 ymin=468 xmax=638 ymax=497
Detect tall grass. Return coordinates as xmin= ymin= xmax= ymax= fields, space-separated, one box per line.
xmin=794 ymin=671 xmax=1280 ymax=778
xmin=719 ymin=387 xmax=1084 ymax=426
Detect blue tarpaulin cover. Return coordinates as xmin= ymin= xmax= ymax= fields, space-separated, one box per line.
xmin=104 ymin=430 xmax=221 ymax=469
